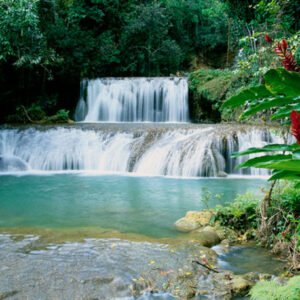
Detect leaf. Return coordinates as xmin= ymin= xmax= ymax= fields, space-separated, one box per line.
xmin=240 ymin=96 xmax=298 ymax=119
xmin=222 ymin=85 xmax=273 ymax=109
xmin=232 ymin=144 xmax=296 ymax=157
xmin=269 ymin=170 xmax=300 ymax=181
xmin=237 ymin=154 xmax=292 ymax=169
xmin=255 ymin=159 xmax=300 ymax=172
xmin=271 ymin=105 xmax=299 ymax=120
xmin=264 ymin=68 xmax=300 ymax=97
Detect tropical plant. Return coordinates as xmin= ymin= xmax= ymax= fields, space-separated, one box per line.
xmin=222 ymin=38 xmax=300 ymax=269
xmin=223 ymin=67 xmax=300 ymax=185
xmin=213 ymin=192 xmax=259 ymax=232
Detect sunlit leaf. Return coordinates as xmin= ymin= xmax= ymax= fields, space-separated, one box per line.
xmin=237 ymin=154 xmax=292 ymax=169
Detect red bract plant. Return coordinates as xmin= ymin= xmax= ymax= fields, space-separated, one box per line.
xmin=265 ymin=34 xmax=272 ymax=43
xmin=290 ymin=110 xmax=300 ymax=144
xmin=275 ymin=40 xmax=300 ymax=72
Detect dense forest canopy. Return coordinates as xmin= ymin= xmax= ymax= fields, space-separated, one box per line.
xmin=0 ymin=0 xmax=299 ymax=122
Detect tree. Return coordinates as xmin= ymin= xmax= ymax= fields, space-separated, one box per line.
xmin=0 ymin=0 xmax=56 ymax=67
xmin=120 ymin=2 xmax=182 ymax=76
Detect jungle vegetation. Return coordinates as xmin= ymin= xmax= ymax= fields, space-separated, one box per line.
xmin=1 ymin=0 xmax=299 ymax=123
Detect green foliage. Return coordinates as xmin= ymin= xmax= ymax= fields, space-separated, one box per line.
xmin=47 ymin=109 xmax=70 ymax=123
xmin=223 ymin=68 xmax=300 ymax=184
xmin=249 ymin=276 xmax=300 ymax=300
xmin=0 ymin=0 xmax=58 ymax=67
xmin=213 ymin=192 xmax=259 ymax=232
xmin=296 ymin=48 xmax=300 ymax=65
xmin=189 ymin=69 xmax=243 ymax=121
xmin=0 ymin=0 xmax=299 ymax=122
xmin=223 ymin=68 xmax=300 ymax=120
xmin=5 ymin=103 xmax=70 ymax=124
xmin=200 ymin=187 xmax=223 ymax=208
xmin=6 ymin=103 xmax=46 ymax=123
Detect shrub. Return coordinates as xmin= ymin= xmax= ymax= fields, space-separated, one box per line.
xmin=249 ymin=276 xmax=300 ymax=300
xmin=213 ymin=192 xmax=259 ymax=232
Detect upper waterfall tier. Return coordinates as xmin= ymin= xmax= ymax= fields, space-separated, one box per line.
xmin=0 ymin=124 xmax=286 ymax=177
xmin=75 ymin=77 xmax=189 ymax=122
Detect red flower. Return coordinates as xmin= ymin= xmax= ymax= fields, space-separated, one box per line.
xmin=265 ymin=34 xmax=272 ymax=43
xmin=282 ymin=39 xmax=288 ymax=50
xmin=290 ymin=110 xmax=300 ymax=144
xmin=275 ymin=40 xmax=299 ymax=72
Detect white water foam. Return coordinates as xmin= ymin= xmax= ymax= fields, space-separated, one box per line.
xmin=0 ymin=125 xmax=286 ymax=177
xmin=75 ymin=78 xmax=189 ymax=123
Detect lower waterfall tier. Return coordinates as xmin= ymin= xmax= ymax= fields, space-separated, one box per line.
xmin=0 ymin=124 xmax=285 ymax=177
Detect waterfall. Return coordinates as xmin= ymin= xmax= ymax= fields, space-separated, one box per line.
xmin=0 ymin=125 xmax=286 ymax=177
xmin=75 ymin=78 xmax=189 ymax=122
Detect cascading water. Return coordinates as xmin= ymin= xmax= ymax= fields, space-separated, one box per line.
xmin=0 ymin=125 xmax=285 ymax=177
xmin=75 ymin=77 xmax=189 ymax=122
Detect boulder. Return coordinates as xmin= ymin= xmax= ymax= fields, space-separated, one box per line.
xmin=174 ymin=210 xmax=214 ymax=232
xmin=191 ymin=227 xmax=221 ymax=247
xmin=214 ymin=226 xmax=239 ymax=243
xmin=231 ymin=275 xmax=254 ymax=296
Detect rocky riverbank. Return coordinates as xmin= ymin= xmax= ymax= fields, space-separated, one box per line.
xmin=0 ymin=233 xmax=285 ymax=300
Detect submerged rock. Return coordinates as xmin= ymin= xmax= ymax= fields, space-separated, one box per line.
xmin=174 ymin=210 xmax=214 ymax=232
xmin=217 ymin=171 xmax=228 ymax=177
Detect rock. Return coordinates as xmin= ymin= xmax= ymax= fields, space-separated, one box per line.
xmin=174 ymin=210 xmax=214 ymax=232
xmin=242 ymin=272 xmax=259 ymax=282
xmin=196 ymin=272 xmax=233 ymax=300
xmin=214 ymin=226 xmax=239 ymax=243
xmin=220 ymin=239 xmax=230 ymax=247
xmin=258 ymin=273 xmax=273 ymax=281
xmin=174 ymin=217 xmax=200 ymax=232
xmin=191 ymin=227 xmax=221 ymax=247
xmin=231 ymin=275 xmax=254 ymax=295
xmin=217 ymin=171 xmax=228 ymax=177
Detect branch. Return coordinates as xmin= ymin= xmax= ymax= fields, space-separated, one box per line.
xmin=192 ymin=260 xmax=219 ymax=273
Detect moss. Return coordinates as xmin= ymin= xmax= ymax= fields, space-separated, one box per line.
xmin=249 ymin=276 xmax=300 ymax=300
xmin=188 ymin=69 xmax=242 ymax=122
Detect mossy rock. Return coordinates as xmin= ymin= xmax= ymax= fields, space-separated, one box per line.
xmin=174 ymin=210 xmax=214 ymax=232
xmin=190 ymin=226 xmax=221 ymax=247
xmin=188 ymin=69 xmax=241 ymax=122
xmin=231 ymin=275 xmax=254 ymax=296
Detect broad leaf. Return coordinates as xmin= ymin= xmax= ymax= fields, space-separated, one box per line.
xmin=237 ymin=154 xmax=292 ymax=168
xmin=269 ymin=170 xmax=300 ymax=181
xmin=232 ymin=144 xmax=297 ymax=157
xmin=240 ymin=96 xmax=297 ymax=119
xmin=264 ymin=69 xmax=300 ymax=97
xmin=254 ymin=159 xmax=300 ymax=172
xmin=271 ymin=105 xmax=297 ymax=120
xmin=222 ymin=85 xmax=273 ymax=109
